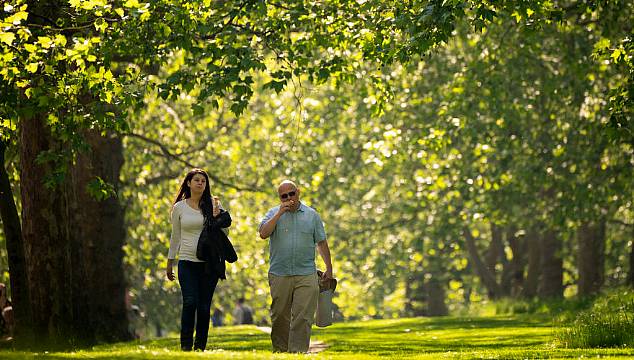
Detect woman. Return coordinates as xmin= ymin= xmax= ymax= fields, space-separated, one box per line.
xmin=166 ymin=168 xmax=229 ymax=351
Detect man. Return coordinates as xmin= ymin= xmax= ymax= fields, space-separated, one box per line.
xmin=232 ymin=297 xmax=254 ymax=325
xmin=259 ymin=180 xmax=333 ymax=353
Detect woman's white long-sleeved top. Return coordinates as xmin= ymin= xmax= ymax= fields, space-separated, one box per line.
xmin=167 ymin=200 xmax=204 ymax=262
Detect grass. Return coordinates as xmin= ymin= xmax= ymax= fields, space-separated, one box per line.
xmin=1 ymin=315 xmax=633 ymax=359
xmin=555 ymin=288 xmax=634 ymax=348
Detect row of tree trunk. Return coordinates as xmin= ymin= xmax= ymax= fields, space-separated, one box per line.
xmin=404 ymin=215 xmax=628 ymax=317
xmin=464 ymin=219 xmax=608 ymax=301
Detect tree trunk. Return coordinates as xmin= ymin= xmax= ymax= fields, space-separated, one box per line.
xmin=68 ymin=130 xmax=130 ymax=343
xmin=70 ymin=131 xmax=130 ymax=341
xmin=484 ymin=224 xmax=503 ymax=276
xmin=522 ymin=227 xmax=541 ymax=298
xmin=503 ymin=226 xmax=526 ymax=298
xmin=464 ymin=227 xmax=502 ymax=298
xmin=577 ymin=219 xmax=606 ymax=296
xmin=405 ymin=234 xmax=427 ymax=316
xmin=490 ymin=224 xmax=511 ymax=297
xmin=537 ymin=229 xmax=564 ymax=298
xmin=425 ymin=277 xmax=448 ymax=316
xmin=404 ymin=273 xmax=426 ymax=317
xmin=20 ymin=117 xmax=130 ymax=347
xmin=0 ymin=140 xmax=32 ymax=340
xmin=20 ymin=113 xmax=75 ymax=347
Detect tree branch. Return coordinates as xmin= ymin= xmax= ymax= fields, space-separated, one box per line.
xmin=123 ymin=132 xmax=265 ymax=192
xmin=199 ymin=1 xmax=251 ymax=41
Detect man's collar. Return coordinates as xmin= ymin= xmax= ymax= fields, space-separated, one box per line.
xmin=297 ymin=202 xmax=306 ymax=212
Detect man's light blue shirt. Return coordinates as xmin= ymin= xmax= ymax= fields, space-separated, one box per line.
xmin=259 ymin=202 xmax=327 ymax=276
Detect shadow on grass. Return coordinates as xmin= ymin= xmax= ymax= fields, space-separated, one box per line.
xmin=99 ymin=327 xmax=272 ymax=353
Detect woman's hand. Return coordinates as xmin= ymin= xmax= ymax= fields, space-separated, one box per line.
xmin=166 ymin=260 xmax=175 ymax=281
xmin=212 ymin=196 xmax=221 ymax=217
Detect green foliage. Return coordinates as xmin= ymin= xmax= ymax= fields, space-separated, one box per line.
xmin=86 ymin=176 xmax=117 ymax=201
xmin=556 ymin=288 xmax=634 ymax=348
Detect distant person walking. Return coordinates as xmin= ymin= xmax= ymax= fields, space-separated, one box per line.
xmin=232 ymin=297 xmax=254 ymax=325
xmin=165 ymin=168 xmax=231 ymax=351
xmin=211 ymin=307 xmax=224 ymax=327
xmin=259 ymin=180 xmax=333 ymax=353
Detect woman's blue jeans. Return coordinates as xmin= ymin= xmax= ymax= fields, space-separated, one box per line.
xmin=178 ymin=260 xmax=218 ymax=351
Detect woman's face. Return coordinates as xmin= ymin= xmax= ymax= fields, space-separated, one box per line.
xmin=188 ymin=173 xmax=207 ymax=195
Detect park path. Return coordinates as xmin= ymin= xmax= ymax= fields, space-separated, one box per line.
xmin=256 ymin=326 xmax=328 ymax=353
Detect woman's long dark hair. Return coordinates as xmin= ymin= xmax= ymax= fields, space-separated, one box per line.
xmin=173 ymin=168 xmax=213 ymax=219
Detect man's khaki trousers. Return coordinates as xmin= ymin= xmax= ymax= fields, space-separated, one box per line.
xmin=268 ymin=272 xmax=319 ymax=353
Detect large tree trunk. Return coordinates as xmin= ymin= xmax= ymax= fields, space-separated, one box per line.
xmin=522 ymin=227 xmax=541 ymax=298
xmin=68 ymin=131 xmax=130 ymax=343
xmin=20 ymin=116 xmax=130 ymax=347
xmin=0 ymin=140 xmax=32 ymax=340
xmin=537 ymin=229 xmax=564 ymax=298
xmin=577 ymin=219 xmax=606 ymax=296
xmin=20 ymin=114 xmax=75 ymax=347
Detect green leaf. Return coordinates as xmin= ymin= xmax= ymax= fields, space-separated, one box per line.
xmin=86 ymin=176 xmax=117 ymax=201
xmin=25 ymin=62 xmax=38 ymax=73
xmin=610 ymin=49 xmax=622 ymax=62
xmin=95 ymin=18 xmax=108 ymax=32
xmin=124 ymin=0 xmax=140 ymax=8
xmin=0 ymin=32 xmax=15 ymax=46
xmin=24 ymin=43 xmax=38 ymax=53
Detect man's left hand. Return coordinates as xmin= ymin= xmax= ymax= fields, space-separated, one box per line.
xmin=321 ymin=268 xmax=333 ymax=280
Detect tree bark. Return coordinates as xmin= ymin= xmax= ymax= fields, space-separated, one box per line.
xmin=19 ymin=116 xmax=131 ymax=347
xmin=522 ymin=227 xmax=541 ymax=298
xmin=463 ymin=227 xmax=503 ymax=299
xmin=537 ymin=229 xmax=564 ymax=298
xmin=68 ymin=130 xmax=130 ymax=343
xmin=20 ymin=113 xmax=75 ymax=347
xmin=0 ymin=140 xmax=32 ymax=340
xmin=577 ymin=219 xmax=606 ymax=296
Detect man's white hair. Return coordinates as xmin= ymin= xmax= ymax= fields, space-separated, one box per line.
xmin=278 ymin=180 xmax=298 ymax=190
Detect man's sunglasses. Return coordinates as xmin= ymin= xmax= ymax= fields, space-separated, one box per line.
xmin=280 ymin=191 xmax=296 ymax=200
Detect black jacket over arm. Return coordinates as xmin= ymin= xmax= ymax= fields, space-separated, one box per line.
xmin=196 ymin=209 xmax=237 ymax=279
